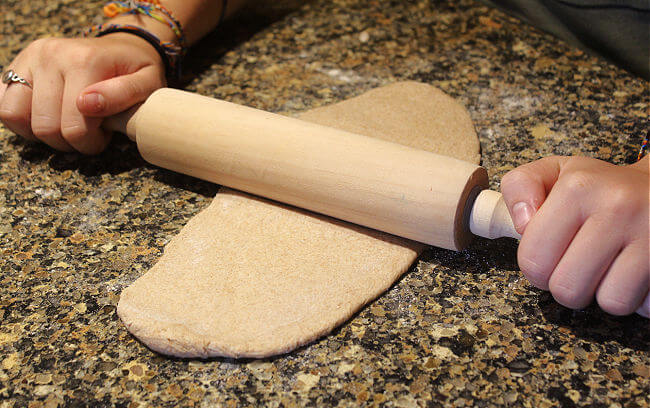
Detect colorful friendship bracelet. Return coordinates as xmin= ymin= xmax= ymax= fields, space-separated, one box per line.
xmin=84 ymin=23 xmax=183 ymax=85
xmin=91 ymin=0 xmax=230 ymax=85
xmin=638 ymin=134 xmax=648 ymax=161
xmin=103 ymin=1 xmax=187 ymax=50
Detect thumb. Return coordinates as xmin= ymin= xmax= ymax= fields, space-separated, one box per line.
xmin=76 ymin=65 xmax=164 ymax=117
xmin=500 ymin=156 xmax=569 ymax=234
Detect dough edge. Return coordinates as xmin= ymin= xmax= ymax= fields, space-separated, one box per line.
xmin=117 ymin=261 xmax=413 ymax=359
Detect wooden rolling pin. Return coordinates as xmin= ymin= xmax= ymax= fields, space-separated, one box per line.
xmin=104 ymin=88 xmax=520 ymax=251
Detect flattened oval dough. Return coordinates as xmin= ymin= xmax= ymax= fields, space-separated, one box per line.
xmin=117 ymin=81 xmax=481 ymax=358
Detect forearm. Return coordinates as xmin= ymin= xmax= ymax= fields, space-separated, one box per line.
xmin=107 ymin=0 xmax=249 ymax=46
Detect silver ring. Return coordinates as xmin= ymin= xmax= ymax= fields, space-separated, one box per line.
xmin=2 ymin=69 xmax=32 ymax=89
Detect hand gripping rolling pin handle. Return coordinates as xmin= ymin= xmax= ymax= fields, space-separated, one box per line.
xmin=102 ymin=89 xmax=521 ymax=249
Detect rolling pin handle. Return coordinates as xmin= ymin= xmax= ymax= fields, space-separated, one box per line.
xmin=469 ymin=189 xmax=521 ymax=240
xmin=102 ymin=105 xmax=142 ymax=142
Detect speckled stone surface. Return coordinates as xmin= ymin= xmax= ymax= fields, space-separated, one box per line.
xmin=1 ymin=0 xmax=648 ymax=407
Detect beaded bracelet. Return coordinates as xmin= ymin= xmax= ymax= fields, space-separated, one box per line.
xmin=103 ymin=1 xmax=187 ymax=50
xmin=84 ymin=23 xmax=183 ymax=85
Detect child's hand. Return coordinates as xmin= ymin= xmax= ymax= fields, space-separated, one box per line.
xmin=0 ymin=33 xmax=166 ymax=154
xmin=501 ymin=156 xmax=649 ymax=317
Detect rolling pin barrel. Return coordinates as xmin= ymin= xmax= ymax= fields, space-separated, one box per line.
xmin=105 ymin=88 xmax=519 ymax=250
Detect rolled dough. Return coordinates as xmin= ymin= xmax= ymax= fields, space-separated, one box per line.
xmin=117 ymin=81 xmax=481 ymax=358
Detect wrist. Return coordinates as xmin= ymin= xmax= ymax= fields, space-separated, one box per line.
xmin=99 ymin=31 xmax=163 ymax=59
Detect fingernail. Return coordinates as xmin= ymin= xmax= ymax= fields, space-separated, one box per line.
xmin=82 ymin=93 xmax=105 ymax=113
xmin=512 ymin=202 xmax=534 ymax=232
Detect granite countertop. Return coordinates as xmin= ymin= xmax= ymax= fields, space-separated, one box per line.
xmin=0 ymin=0 xmax=648 ymax=407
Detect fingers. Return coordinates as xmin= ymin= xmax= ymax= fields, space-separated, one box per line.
xmin=511 ymin=156 xmax=648 ymax=317
xmin=0 ymin=67 xmax=37 ymax=141
xmin=30 ymin=66 xmax=73 ymax=151
xmin=70 ymin=66 xmax=165 ymax=153
xmin=547 ymin=215 xmax=622 ymax=309
xmin=636 ymin=293 xmax=650 ymax=318
xmin=0 ymin=75 xmax=7 ymax=102
xmin=595 ymin=239 xmax=649 ymax=315
xmin=78 ymin=65 xmax=164 ymax=117
xmin=501 ymin=156 xmax=569 ymax=233
xmin=0 ymin=62 xmax=108 ymax=153
xmin=516 ymin=179 xmax=584 ymax=290
xmin=2 ymin=35 xmax=166 ymax=154
xmin=61 ymin=68 xmax=110 ymax=154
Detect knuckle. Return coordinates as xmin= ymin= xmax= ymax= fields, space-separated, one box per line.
xmin=62 ymin=123 xmax=108 ymax=155
xmin=37 ymin=39 xmax=102 ymax=69
xmin=75 ymin=46 xmax=101 ymax=68
xmin=29 ymin=37 xmax=51 ymax=52
xmin=61 ymin=123 xmax=86 ymax=142
xmin=32 ymin=126 xmax=61 ymax=140
xmin=0 ymin=107 xmax=27 ymax=125
xmin=36 ymin=37 xmax=64 ymax=56
xmin=548 ymin=278 xmax=589 ymax=310
xmin=604 ymin=184 xmax=636 ymax=212
xmin=517 ymin=251 xmax=551 ymax=289
xmin=596 ymin=293 xmax=636 ymax=316
xmin=31 ymin=117 xmax=60 ymax=139
xmin=500 ymin=169 xmax=526 ymax=188
xmin=500 ymin=168 xmax=533 ymax=198
xmin=559 ymin=170 xmax=595 ymax=197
